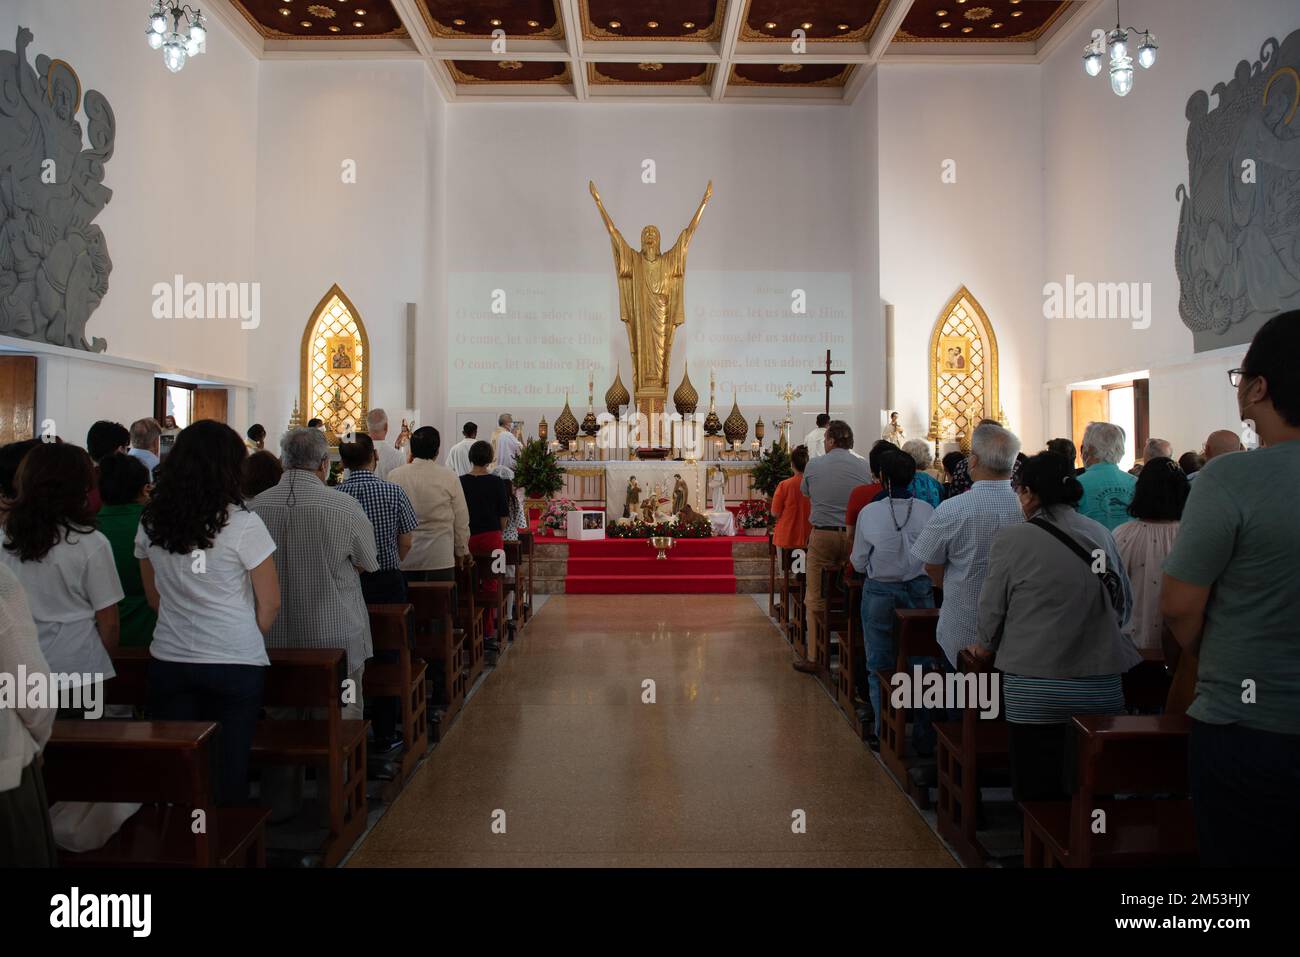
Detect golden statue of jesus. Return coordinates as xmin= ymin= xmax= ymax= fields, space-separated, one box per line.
xmin=589 ymin=180 xmax=712 ymax=405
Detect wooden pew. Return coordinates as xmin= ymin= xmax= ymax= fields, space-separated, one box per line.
xmin=934 ymin=647 xmax=1009 ymax=867
xmin=42 ymin=720 xmax=270 ymax=867
xmin=518 ymin=530 xmax=535 ymax=624
xmin=776 ymin=546 xmax=794 ymax=632
xmin=812 ymin=566 xmax=853 ymax=681
xmin=876 ymin=609 xmax=944 ymax=801
xmin=787 ymin=569 xmax=807 ymax=654
xmin=503 ymin=539 xmax=529 ymax=639
xmin=470 ymin=546 xmax=507 ymax=652
xmin=836 ymin=568 xmax=866 ymax=738
xmin=1021 ymin=714 xmax=1195 ymax=867
xmin=767 ymin=529 xmax=778 ymax=618
xmin=251 ymin=648 xmax=369 ymax=868
xmin=455 ymin=561 xmax=486 ymax=686
xmin=364 ymin=604 xmax=428 ymax=782
xmin=407 ymin=581 xmax=466 ymax=734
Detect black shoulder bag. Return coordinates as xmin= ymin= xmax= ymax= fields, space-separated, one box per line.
xmin=1028 ymin=517 xmax=1125 ymax=615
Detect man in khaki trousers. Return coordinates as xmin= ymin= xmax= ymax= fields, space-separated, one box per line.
xmin=797 ymin=421 xmax=872 ymax=673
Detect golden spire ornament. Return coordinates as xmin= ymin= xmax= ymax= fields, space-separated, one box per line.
xmin=673 ymin=365 xmax=699 ymax=416
xmin=723 ymin=396 xmax=749 ymax=445
xmin=604 ymin=364 xmax=630 ymax=419
xmin=554 ymin=392 xmax=579 ymax=448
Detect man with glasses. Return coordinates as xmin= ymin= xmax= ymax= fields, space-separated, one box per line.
xmin=1162 ymin=311 xmax=1300 ymax=867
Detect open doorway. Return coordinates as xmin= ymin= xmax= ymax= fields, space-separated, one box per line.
xmin=1068 ymin=373 xmax=1149 ymax=471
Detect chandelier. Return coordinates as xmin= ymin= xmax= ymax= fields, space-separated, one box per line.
xmin=1082 ymin=0 xmax=1156 ymax=97
xmin=145 ymin=2 xmax=208 ymax=73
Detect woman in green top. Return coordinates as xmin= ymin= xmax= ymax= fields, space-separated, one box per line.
xmin=96 ymin=453 xmax=156 ymax=647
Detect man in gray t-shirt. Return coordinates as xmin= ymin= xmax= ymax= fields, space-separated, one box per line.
xmin=1162 ymin=309 xmax=1300 ymax=867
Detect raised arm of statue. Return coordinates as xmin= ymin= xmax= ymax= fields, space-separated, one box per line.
xmin=589 ymin=180 xmax=624 ymax=242
xmin=682 ymin=180 xmax=713 ymax=245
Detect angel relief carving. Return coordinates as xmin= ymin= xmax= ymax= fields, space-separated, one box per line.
xmin=0 ymin=26 xmax=115 ymax=352
xmin=1175 ymin=30 xmax=1300 ymax=350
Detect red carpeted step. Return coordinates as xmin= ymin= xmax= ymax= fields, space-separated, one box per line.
xmin=564 ymin=539 xmax=736 ymax=558
xmin=565 ymin=574 xmax=737 ymax=595
xmin=566 ymin=556 xmax=735 ymax=576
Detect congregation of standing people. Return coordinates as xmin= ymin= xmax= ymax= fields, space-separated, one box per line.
xmin=2 ymin=309 xmax=1298 ymax=868
xmin=779 ymin=309 xmax=1300 ymax=868
xmin=0 ymin=406 xmax=526 ymax=866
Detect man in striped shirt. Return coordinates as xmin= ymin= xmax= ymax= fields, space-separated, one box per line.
xmin=252 ymin=427 xmax=379 ymax=819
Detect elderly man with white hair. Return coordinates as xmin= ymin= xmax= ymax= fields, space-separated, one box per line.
xmin=1077 ymin=421 xmax=1137 ymax=530
xmin=250 ymin=427 xmax=379 ymax=820
xmin=365 ymin=408 xmax=407 ymax=480
xmin=911 ymin=422 xmax=1025 ymax=667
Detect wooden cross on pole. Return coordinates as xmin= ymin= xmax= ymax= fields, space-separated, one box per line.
xmin=811 ymin=349 xmax=844 ymax=417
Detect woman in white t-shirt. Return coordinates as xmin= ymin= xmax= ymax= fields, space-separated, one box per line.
xmin=0 ymin=443 xmax=123 ymax=711
xmin=137 ymin=421 xmax=280 ymax=806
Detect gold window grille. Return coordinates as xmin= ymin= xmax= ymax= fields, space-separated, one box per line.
xmin=929 ymin=286 xmax=1000 ymax=440
xmin=299 ymin=284 xmax=370 ymax=444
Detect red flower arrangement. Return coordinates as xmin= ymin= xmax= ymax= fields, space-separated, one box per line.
xmin=735 ymin=499 xmax=772 ymax=531
xmin=607 ymin=515 xmax=714 ymax=539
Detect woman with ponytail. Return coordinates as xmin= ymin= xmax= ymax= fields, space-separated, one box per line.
xmin=973 ymin=451 xmax=1141 ymax=800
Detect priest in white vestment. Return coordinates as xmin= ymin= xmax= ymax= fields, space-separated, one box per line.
xmin=803 ymin=413 xmax=831 ymax=458
xmin=491 ymin=414 xmax=523 ymax=471
xmin=445 ymin=422 xmax=477 ymax=477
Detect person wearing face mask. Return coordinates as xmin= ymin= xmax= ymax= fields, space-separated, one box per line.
xmin=972 ymin=452 xmax=1139 ymax=802
xmin=1161 ymin=310 xmax=1300 ymax=868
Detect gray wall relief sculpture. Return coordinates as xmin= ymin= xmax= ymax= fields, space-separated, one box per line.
xmin=1175 ymin=28 xmax=1300 ymax=352
xmin=0 ymin=26 xmax=114 ymax=353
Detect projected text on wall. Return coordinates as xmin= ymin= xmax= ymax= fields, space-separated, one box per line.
xmin=447 ymin=270 xmax=852 ymax=409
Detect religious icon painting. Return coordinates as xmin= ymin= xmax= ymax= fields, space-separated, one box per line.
xmin=939 ymin=336 xmax=972 ymax=375
xmin=325 ymin=335 xmax=356 ymax=375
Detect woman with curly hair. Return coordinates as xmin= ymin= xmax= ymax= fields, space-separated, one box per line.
xmin=136 ymin=420 xmax=280 ymax=806
xmin=0 ymin=443 xmax=123 ymax=699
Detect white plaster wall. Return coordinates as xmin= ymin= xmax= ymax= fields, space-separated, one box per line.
xmin=0 ymin=0 xmax=260 ymax=440
xmin=877 ymin=64 xmax=1046 ymax=448
xmin=1040 ymin=0 xmax=1299 ymax=453
xmin=249 ymin=59 xmax=429 ymax=446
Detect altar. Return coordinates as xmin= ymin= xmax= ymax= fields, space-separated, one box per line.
xmin=556 ymin=460 xmax=758 ymax=522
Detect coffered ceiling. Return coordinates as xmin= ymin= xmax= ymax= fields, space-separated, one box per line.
xmin=215 ymin=0 xmax=1101 ymax=103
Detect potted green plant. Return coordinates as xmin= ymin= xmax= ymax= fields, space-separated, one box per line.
xmin=513 ymin=438 xmax=565 ymax=525
xmin=750 ymin=442 xmax=793 ymax=499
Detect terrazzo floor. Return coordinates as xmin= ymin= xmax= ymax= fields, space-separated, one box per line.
xmin=347 ymin=594 xmax=956 ymax=867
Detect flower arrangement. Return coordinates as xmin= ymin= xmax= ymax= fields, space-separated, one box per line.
xmin=514 ymin=439 xmax=565 ymax=499
xmin=608 ymin=514 xmax=714 ymax=539
xmin=539 ymin=498 xmax=578 ymax=534
xmin=735 ymin=498 xmax=772 ymax=531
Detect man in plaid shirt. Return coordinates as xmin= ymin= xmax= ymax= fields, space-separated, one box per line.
xmin=338 ymin=433 xmax=418 ymax=604
xmin=338 ymin=432 xmax=418 ymax=751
